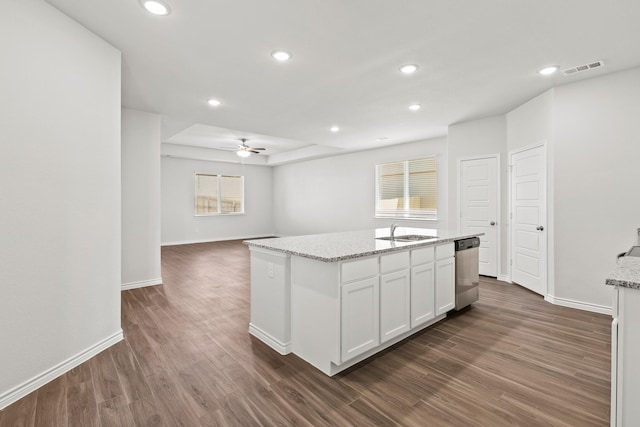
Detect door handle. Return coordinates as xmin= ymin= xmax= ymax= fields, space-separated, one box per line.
xmin=536 ymin=226 xmax=544 ymax=231
xmin=490 ymin=221 xmax=496 ymax=226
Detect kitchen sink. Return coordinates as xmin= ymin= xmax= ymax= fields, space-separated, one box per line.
xmin=376 ymin=234 xmax=438 ymax=242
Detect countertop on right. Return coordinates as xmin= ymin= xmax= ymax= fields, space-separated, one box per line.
xmin=606 ymin=256 xmax=640 ymax=290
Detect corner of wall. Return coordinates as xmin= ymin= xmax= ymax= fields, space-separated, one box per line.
xmin=121 ymin=109 xmax=162 ymax=286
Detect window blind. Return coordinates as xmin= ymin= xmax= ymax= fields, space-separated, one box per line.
xmin=375 ymin=157 xmax=437 ymax=219
xmin=195 ymin=173 xmax=244 ymax=215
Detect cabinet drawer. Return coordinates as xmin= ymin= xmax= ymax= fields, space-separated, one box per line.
xmin=341 ymin=256 xmax=378 ymax=283
xmin=436 ymin=243 xmax=454 ymax=260
xmin=411 ymin=246 xmax=435 ymax=266
xmin=380 ymin=251 xmax=410 ymax=274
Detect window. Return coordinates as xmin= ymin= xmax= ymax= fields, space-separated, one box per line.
xmin=195 ymin=173 xmax=244 ymax=215
xmin=375 ymin=157 xmax=437 ymax=220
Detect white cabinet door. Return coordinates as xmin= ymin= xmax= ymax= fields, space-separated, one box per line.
xmin=435 ymin=257 xmax=455 ymax=315
xmin=341 ymin=277 xmax=380 ymax=362
xmin=410 ymin=262 xmax=435 ymax=328
xmin=380 ymin=269 xmax=411 ymax=343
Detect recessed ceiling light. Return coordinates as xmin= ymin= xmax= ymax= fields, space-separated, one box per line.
xmin=408 ymin=104 xmax=422 ymax=111
xmin=330 ymin=126 xmax=340 ymax=133
xmin=271 ymin=50 xmax=292 ymax=62
xmin=142 ymin=0 xmax=170 ymax=15
xmin=376 ymin=137 xmax=388 ymax=142
xmin=400 ymin=64 xmax=419 ymax=74
xmin=538 ymin=65 xmax=559 ymax=76
xmin=207 ymin=99 xmax=221 ymax=107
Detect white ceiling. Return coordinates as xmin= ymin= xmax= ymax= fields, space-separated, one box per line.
xmin=46 ymin=0 xmax=640 ymax=163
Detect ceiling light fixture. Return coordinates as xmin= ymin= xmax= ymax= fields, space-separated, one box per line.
xmin=400 ymin=64 xmax=419 ymax=74
xmin=538 ymin=65 xmax=559 ymax=76
xmin=236 ymin=149 xmax=251 ymax=158
xmin=233 ymin=138 xmax=264 ymax=158
xmin=330 ymin=126 xmax=340 ymax=133
xmin=142 ymin=0 xmax=170 ymax=15
xmin=207 ymin=99 xmax=221 ymax=107
xmin=271 ymin=50 xmax=292 ymax=62
xmin=408 ymin=104 xmax=422 ymax=111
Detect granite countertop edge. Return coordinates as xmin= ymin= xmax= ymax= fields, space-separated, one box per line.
xmin=245 ymin=237 xmax=461 ymax=262
xmin=605 ymin=256 xmax=640 ymax=290
xmin=244 ymin=228 xmax=483 ymax=263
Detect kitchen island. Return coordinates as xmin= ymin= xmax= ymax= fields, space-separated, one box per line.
xmin=245 ymin=227 xmax=482 ymax=376
xmin=607 ymin=247 xmax=640 ymax=426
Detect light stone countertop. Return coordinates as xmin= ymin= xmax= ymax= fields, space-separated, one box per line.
xmin=606 ymin=255 xmax=640 ymax=290
xmin=244 ymin=227 xmax=483 ymax=262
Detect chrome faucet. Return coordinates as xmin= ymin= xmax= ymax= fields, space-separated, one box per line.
xmin=390 ymin=223 xmax=398 ymax=240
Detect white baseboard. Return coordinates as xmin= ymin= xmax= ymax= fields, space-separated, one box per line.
xmin=491 ymin=277 xmax=610 ymax=315
xmin=121 ymin=277 xmax=163 ymax=291
xmin=0 ymin=330 xmax=123 ymax=410
xmin=497 ymin=275 xmax=512 ymax=283
xmin=248 ymin=324 xmax=291 ymax=355
xmin=545 ymin=294 xmax=612 ymax=315
xmin=162 ymin=234 xmax=276 ymax=247
xmin=325 ymin=313 xmax=447 ymax=376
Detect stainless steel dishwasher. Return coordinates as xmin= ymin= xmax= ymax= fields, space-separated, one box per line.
xmin=454 ymin=237 xmax=480 ymax=310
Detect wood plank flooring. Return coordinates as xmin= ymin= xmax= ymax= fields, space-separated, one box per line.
xmin=1 ymin=240 xmax=611 ymax=426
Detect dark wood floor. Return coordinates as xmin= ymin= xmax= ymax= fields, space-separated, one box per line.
xmin=1 ymin=240 xmax=611 ymax=426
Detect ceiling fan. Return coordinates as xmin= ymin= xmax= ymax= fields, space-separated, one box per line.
xmin=220 ymin=138 xmax=266 ymax=158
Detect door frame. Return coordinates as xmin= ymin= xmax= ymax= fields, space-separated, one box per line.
xmin=457 ymin=153 xmax=501 ymax=278
xmin=508 ymin=141 xmax=547 ymax=296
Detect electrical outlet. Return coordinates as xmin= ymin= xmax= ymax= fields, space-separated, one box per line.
xmin=268 ymin=262 xmax=274 ymax=278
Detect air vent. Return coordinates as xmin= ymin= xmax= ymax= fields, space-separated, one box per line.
xmin=562 ymin=60 xmax=604 ymax=76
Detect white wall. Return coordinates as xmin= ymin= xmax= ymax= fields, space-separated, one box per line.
xmin=0 ymin=0 xmax=122 ymax=409
xmin=504 ymin=69 xmax=640 ymax=312
xmin=122 ymin=109 xmax=162 ymax=290
xmin=447 ymin=115 xmax=508 ymax=278
xmin=507 ymin=91 xmax=554 ymax=152
xmin=273 ymin=138 xmax=448 ymax=236
xmin=552 ymin=67 xmax=640 ymax=309
xmin=161 ymin=156 xmax=274 ymax=244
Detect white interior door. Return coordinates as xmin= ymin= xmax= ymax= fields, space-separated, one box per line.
xmin=510 ymin=144 xmax=546 ymax=295
xmin=459 ymin=156 xmax=498 ymax=277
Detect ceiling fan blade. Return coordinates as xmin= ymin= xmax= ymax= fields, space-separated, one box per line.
xmin=218 ymin=147 xmax=239 ymax=151
xmin=249 ymin=150 xmax=261 ymax=154
xmin=252 ymin=147 xmax=266 ymax=151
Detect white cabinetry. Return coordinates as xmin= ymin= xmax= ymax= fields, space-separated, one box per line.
xmin=379 ymin=252 xmax=411 ymax=343
xmin=257 ymin=241 xmax=460 ymax=376
xmin=410 ymin=247 xmax=435 ymax=327
xmin=341 ymin=277 xmax=379 ymax=361
xmin=612 ymin=285 xmax=640 ymax=426
xmin=340 ymin=256 xmax=379 ymax=362
xmin=248 ymin=247 xmax=291 ymax=354
xmin=435 ymin=243 xmax=455 ymax=315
